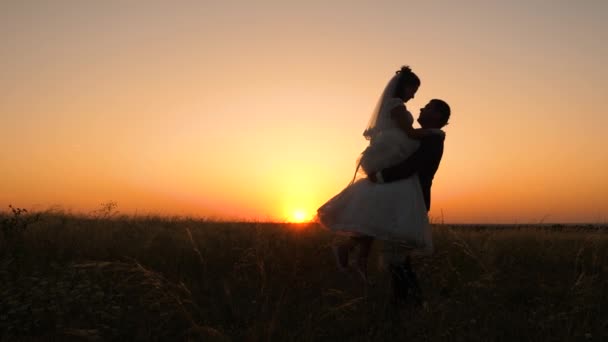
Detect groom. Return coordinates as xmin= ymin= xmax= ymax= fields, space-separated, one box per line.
xmin=369 ymin=98 xmax=451 ymax=304
xmin=369 ymin=98 xmax=450 ymax=205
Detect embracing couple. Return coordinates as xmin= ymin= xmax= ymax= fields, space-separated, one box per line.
xmin=317 ymin=65 xmax=451 ymax=304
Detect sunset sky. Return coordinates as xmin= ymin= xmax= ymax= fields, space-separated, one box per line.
xmin=1 ymin=1 xmax=607 ymax=223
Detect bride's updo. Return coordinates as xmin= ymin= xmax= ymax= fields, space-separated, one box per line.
xmin=394 ymin=65 xmax=421 ymax=97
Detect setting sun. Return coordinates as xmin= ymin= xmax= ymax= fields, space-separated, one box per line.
xmin=291 ymin=210 xmax=309 ymax=223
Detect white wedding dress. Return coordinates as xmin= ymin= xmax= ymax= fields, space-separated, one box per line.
xmin=317 ymin=91 xmax=433 ymax=253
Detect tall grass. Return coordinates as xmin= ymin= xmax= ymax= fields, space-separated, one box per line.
xmin=1 ymin=209 xmax=606 ymax=341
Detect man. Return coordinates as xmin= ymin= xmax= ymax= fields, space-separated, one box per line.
xmin=369 ymin=98 xmax=451 ymax=305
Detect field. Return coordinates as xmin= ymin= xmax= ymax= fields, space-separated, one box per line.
xmin=1 ymin=208 xmax=606 ymax=341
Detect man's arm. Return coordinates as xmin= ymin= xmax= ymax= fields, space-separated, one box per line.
xmin=370 ymin=135 xmax=444 ymax=183
xmin=391 ymin=106 xmax=439 ymax=140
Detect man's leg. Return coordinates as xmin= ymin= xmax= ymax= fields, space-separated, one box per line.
xmin=381 ymin=241 xmax=423 ymax=306
xmin=381 ymin=240 xmax=407 ymax=304
xmin=402 ymin=255 xmax=423 ymax=305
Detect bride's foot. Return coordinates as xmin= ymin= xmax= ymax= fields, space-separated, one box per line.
xmin=332 ymin=244 xmax=349 ymax=272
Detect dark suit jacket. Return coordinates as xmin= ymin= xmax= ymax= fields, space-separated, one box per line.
xmin=379 ymin=134 xmax=445 ymax=211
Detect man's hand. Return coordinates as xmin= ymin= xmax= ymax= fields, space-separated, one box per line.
xmin=368 ymin=172 xmax=377 ymax=183
xmin=367 ymin=171 xmax=383 ymax=183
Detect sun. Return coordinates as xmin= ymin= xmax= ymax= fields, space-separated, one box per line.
xmin=291 ymin=210 xmax=308 ymax=223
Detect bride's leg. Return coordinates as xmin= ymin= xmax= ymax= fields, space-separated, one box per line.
xmin=337 ymin=234 xmax=370 ymax=253
xmin=333 ymin=234 xmax=373 ymax=275
xmin=353 ymin=235 xmax=374 ymax=281
xmin=333 ymin=236 xmax=358 ymax=271
xmin=356 ymin=235 xmax=374 ymax=263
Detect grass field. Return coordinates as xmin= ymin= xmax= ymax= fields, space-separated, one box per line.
xmin=1 ymin=208 xmax=606 ymax=341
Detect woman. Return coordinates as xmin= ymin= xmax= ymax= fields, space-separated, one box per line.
xmin=317 ymin=66 xmax=439 ymax=280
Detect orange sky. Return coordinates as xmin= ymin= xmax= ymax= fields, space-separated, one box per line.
xmin=1 ymin=1 xmax=607 ymax=223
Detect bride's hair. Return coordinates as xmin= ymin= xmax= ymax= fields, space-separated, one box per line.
xmin=393 ymin=65 xmax=420 ymax=97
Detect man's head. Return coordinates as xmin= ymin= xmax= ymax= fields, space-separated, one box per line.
xmin=418 ymin=99 xmax=451 ymax=129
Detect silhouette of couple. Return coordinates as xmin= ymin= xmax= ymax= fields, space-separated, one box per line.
xmin=317 ymin=66 xmax=451 ymax=305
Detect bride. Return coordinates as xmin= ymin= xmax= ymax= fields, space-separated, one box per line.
xmin=317 ymin=66 xmax=441 ymax=278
